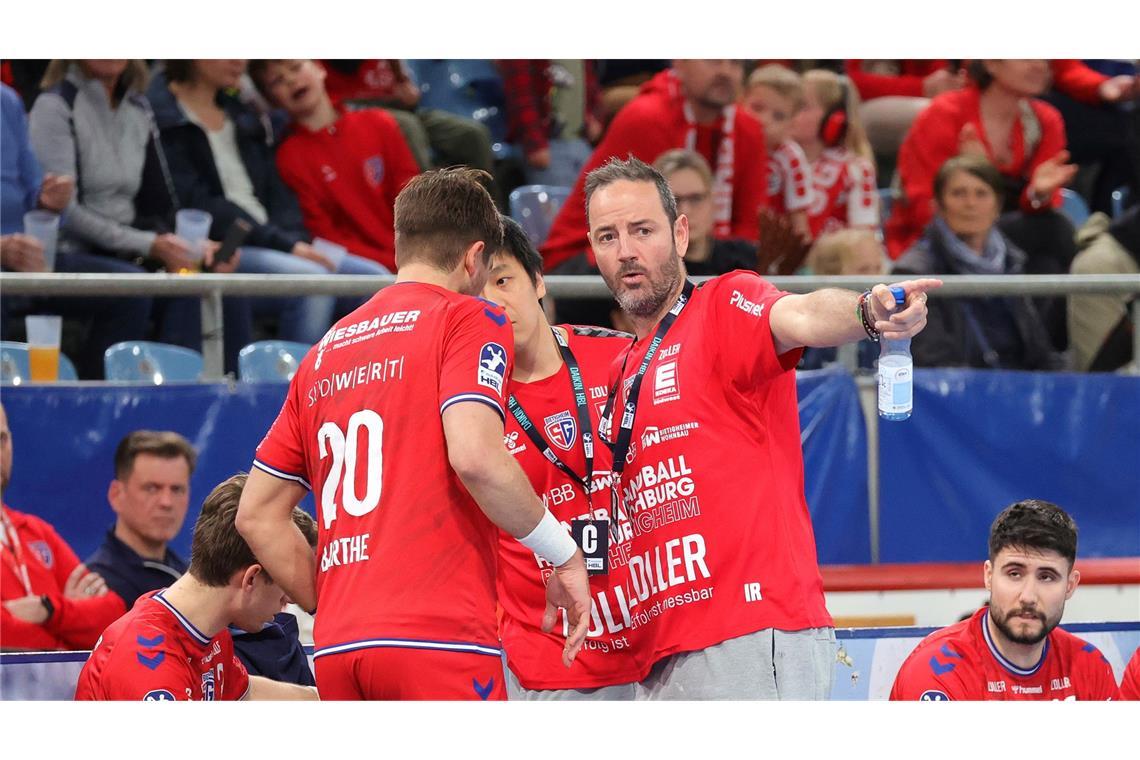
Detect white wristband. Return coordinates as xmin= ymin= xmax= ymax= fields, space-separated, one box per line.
xmin=518 ymin=510 xmax=577 ymax=567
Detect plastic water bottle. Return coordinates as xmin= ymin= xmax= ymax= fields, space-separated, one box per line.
xmin=877 ymin=286 xmax=912 ymax=421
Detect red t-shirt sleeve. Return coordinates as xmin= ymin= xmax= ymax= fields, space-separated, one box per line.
xmin=1049 ymin=60 xmax=1108 ymax=106
xmin=888 ymin=95 xmax=960 ymax=255
xmin=438 ymin=299 xmax=515 ymax=421
xmin=846 ymin=60 xmax=926 ymax=100
xmin=254 ymin=373 xmax=311 ymax=490
xmin=708 ymin=272 xmax=800 ymax=387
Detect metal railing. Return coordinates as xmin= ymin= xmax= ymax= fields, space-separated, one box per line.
xmin=2 ymin=272 xmax=1138 ymax=379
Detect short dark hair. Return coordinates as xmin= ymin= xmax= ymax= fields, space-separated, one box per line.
xmin=933 ymin=154 xmax=1005 ymax=207
xmin=497 ymin=216 xmax=544 ymax=286
xmin=394 ymin=167 xmax=503 ymax=272
xmin=584 ymin=155 xmax=678 ymax=230
xmin=988 ymin=499 xmax=1078 ymax=567
xmin=114 ymin=430 xmax=197 ymax=481
xmin=188 ymin=473 xmax=317 ymax=587
xmin=246 ymin=60 xmax=274 ymax=95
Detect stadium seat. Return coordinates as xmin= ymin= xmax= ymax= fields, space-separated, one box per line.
xmin=238 ymin=340 xmax=310 ymax=383
xmin=1060 ymin=188 xmax=1091 ymax=227
xmin=406 ymin=59 xmax=516 ymax=160
xmin=509 ymin=185 xmax=572 ymax=246
xmin=877 ymin=188 xmax=895 ymax=225
xmin=0 ymin=341 xmax=78 ymax=384
xmin=1111 ymin=186 xmax=1131 ymax=218
xmin=103 ymin=341 xmax=203 ymax=384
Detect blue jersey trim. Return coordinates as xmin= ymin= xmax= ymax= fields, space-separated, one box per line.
xmin=252 ymin=459 xmax=312 ymax=491
xmin=439 ymin=393 xmax=505 ymax=421
xmin=154 ymin=591 xmax=212 ymax=647
xmin=313 ymin=636 xmax=503 ymax=660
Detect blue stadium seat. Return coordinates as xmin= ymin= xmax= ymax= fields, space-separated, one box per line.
xmin=509 ymin=185 xmax=572 ymax=247
xmin=1 ymin=341 xmax=79 ymax=384
xmin=103 ymin=341 xmax=203 ymax=384
xmin=1111 ymin=186 xmax=1131 ymax=218
xmin=406 ymin=59 xmax=516 ymax=159
xmin=1060 ymin=188 xmax=1091 ymax=227
xmin=238 ymin=340 xmax=310 ymax=383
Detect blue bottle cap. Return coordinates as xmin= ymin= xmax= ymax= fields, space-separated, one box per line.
xmin=890 ymin=286 xmax=906 ymax=305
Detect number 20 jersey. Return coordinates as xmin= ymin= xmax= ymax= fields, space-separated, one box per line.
xmin=254 ymin=282 xmax=515 ymax=660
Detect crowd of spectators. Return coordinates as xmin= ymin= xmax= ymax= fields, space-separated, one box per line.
xmin=2 ymin=58 xmax=1138 ymax=376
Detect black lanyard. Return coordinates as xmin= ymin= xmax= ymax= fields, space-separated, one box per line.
xmin=507 ymin=328 xmax=596 ymax=499
xmin=599 ymin=280 xmax=696 ymax=537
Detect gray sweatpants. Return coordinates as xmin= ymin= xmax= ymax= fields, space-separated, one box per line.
xmin=634 ymin=627 xmax=837 ymax=700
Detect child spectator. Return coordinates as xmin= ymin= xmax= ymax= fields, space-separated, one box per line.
xmin=791 ymin=70 xmax=879 ymax=238
xmin=742 ymin=65 xmax=813 ymax=244
xmin=248 ymin=59 xmax=421 ymax=272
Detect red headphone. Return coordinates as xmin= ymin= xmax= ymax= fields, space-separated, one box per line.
xmin=819 ymin=78 xmax=850 ymax=148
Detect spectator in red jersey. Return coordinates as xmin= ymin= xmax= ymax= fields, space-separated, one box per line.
xmin=584 ymin=156 xmax=939 ymax=698
xmin=319 ymin=60 xmax=496 ymax=178
xmin=541 ymin=60 xmax=768 ymax=277
xmin=497 ymin=60 xmax=604 ymax=188
xmin=845 ymin=60 xmax=966 ymax=158
xmin=886 ymin=60 xmax=1079 ymax=349
xmin=742 ymin=65 xmax=813 ymax=245
xmin=1 ymin=402 xmax=125 ymax=651
xmin=247 ymin=59 xmax=421 ymax=272
xmin=890 ymin=499 xmax=1117 ymax=701
xmin=893 ymin=155 xmax=1060 ymax=370
xmin=75 ymin=474 xmax=319 ymax=700
xmin=791 ymin=70 xmax=880 ymax=239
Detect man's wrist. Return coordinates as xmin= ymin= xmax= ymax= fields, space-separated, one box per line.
xmin=40 ymin=595 xmax=55 ymax=623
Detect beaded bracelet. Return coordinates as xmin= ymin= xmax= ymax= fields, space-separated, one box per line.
xmin=856 ymin=290 xmax=880 ymax=342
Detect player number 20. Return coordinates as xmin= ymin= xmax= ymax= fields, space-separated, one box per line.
xmin=317 ymin=410 xmax=384 ymax=529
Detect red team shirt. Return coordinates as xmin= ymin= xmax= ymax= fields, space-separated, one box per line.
xmin=74 ymin=591 xmax=250 ymax=701
xmin=497 ymin=325 xmax=641 ymax=690
xmin=890 ymin=608 xmax=1117 ymax=701
xmin=806 ymin=147 xmax=879 ymax=238
xmin=1118 ymin=647 xmax=1140 ymax=700
xmin=602 ymin=271 xmax=833 ymax=678
xmin=254 ymin=283 xmax=514 ymax=664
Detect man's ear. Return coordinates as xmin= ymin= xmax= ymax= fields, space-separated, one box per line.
xmin=238 ymin=565 xmax=262 ymax=592
xmin=535 ymin=272 xmax=547 ymax=301
xmin=983 ymin=559 xmax=993 ymax=593
xmin=464 ymin=241 xmax=486 ymax=276
xmin=108 ymin=480 xmax=124 ymax=515
xmin=674 ymin=214 xmax=690 ymax=261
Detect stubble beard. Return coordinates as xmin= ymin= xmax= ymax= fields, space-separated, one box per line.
xmin=606 ymin=248 xmax=683 ymax=319
xmin=990 ymin=602 xmax=1059 ymax=647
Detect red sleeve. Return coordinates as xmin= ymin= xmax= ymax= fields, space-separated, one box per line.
xmin=708 ymin=272 xmax=800 ymax=385
xmin=1119 ymin=648 xmax=1140 ymax=700
xmin=728 ymin=110 xmax=769 ymax=241
xmin=584 ymin=60 xmax=603 ymax=126
xmin=438 ymin=299 xmax=515 ymax=421
xmin=888 ymin=95 xmax=961 ymax=256
xmin=888 ymin=645 xmax=977 ymax=701
xmin=497 ymin=60 xmax=549 ymax=154
xmin=846 ymin=60 xmax=927 ymax=100
xmin=1 ymin=606 xmax=62 ymax=649
xmin=223 ymin=651 xmax=251 ymax=700
xmin=35 ymin=519 xmax=126 ymax=649
xmin=254 ymin=372 xmax=310 ymax=490
xmin=1019 ymin=101 xmax=1067 ymax=214
xmin=1050 ymin=60 xmax=1108 ymax=106
xmin=374 ymin=109 xmax=420 ymax=205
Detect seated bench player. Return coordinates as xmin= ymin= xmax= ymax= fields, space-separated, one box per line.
xmin=74 ymin=474 xmax=318 ymax=700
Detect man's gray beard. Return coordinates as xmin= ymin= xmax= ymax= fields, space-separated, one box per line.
xmin=613 ymin=256 xmax=682 ymax=318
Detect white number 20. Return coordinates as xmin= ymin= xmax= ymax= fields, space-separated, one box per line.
xmin=316 ymin=410 xmax=384 ymax=529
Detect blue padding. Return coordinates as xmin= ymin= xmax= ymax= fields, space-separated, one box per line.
xmin=797 ymin=367 xmax=871 ymax=564
xmin=880 ymin=369 xmax=1140 ymax=562
xmin=1 ymin=383 xmax=313 ymax=559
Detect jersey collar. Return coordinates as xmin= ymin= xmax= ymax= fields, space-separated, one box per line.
xmin=154 ymin=590 xmax=212 ymax=647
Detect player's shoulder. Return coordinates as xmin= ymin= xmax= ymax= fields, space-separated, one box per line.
xmin=900 ymin=615 xmax=980 ymax=671
xmin=5 ymin=507 xmax=56 ymax=536
xmin=1050 ymin=625 xmax=1111 ymax=665
xmin=700 ymin=269 xmax=773 ymax=301
xmin=448 ymin=293 xmax=510 ymax=330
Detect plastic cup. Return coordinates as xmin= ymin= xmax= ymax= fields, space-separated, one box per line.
xmin=175 ymin=209 xmax=212 ymax=269
xmin=25 ymin=315 xmax=62 ymax=383
xmin=23 ymin=210 xmax=60 ymax=272
xmin=311 ymin=237 xmax=347 ymax=272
